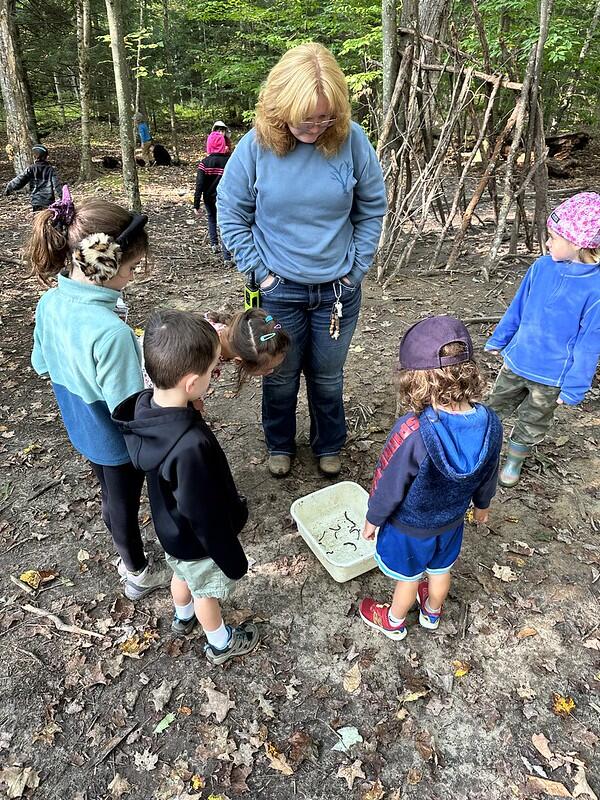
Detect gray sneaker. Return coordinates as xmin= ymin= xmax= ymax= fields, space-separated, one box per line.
xmin=117 ymin=557 xmax=170 ymax=600
xmin=268 ymin=454 xmax=291 ymax=477
xmin=204 ymin=622 xmax=260 ymax=665
xmin=171 ymin=611 xmax=198 ymax=636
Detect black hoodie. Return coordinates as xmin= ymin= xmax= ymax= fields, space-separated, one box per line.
xmin=112 ymin=390 xmax=248 ymax=579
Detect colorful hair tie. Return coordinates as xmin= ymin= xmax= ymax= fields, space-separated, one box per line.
xmin=273 ymin=323 xmax=282 ymax=330
xmin=260 ymin=332 xmax=277 ymax=342
xmin=264 ymin=315 xmax=274 ymax=323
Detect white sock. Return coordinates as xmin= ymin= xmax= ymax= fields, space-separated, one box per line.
xmin=425 ymin=599 xmax=441 ymax=615
xmin=388 ymin=610 xmax=405 ymax=627
xmin=205 ymin=621 xmax=231 ymax=650
xmin=175 ymin=601 xmax=194 ymax=621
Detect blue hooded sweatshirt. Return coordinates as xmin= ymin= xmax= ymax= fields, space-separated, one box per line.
xmin=367 ymin=405 xmax=502 ymax=539
xmin=216 ymin=122 xmax=387 ymax=287
xmin=485 ymin=255 xmax=600 ymax=404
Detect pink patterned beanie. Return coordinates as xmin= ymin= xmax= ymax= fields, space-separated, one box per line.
xmin=547 ymin=192 xmax=600 ymax=249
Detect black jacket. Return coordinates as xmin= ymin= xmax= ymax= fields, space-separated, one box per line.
xmin=112 ymin=390 xmax=248 ymax=579
xmin=194 ymin=153 xmax=230 ymax=208
xmin=5 ymin=160 xmax=62 ymax=209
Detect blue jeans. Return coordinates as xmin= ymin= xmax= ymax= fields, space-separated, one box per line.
xmin=204 ymin=198 xmax=232 ymax=260
xmin=260 ymin=276 xmax=362 ymax=457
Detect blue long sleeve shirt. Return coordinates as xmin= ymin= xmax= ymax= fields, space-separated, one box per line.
xmin=32 ymin=274 xmax=144 ymax=465
xmin=485 ymin=255 xmax=600 ymax=404
xmin=216 ymin=122 xmax=387 ymax=286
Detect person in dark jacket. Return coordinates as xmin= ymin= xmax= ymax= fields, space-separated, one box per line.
xmin=194 ymin=131 xmax=232 ymax=265
xmin=359 ymin=316 xmax=502 ymax=641
xmin=113 ymin=309 xmax=260 ymax=666
xmin=4 ymin=144 xmax=62 ymax=212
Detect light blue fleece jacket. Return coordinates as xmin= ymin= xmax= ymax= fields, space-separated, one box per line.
xmin=216 ymin=122 xmax=387 ymax=286
xmin=485 ymin=255 xmax=600 ymax=404
xmin=32 ymin=274 xmax=144 ymax=465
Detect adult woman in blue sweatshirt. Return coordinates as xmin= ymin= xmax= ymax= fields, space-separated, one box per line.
xmin=217 ymin=43 xmax=387 ymax=478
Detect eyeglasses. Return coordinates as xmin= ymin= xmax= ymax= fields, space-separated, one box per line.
xmin=292 ymin=118 xmax=337 ymax=133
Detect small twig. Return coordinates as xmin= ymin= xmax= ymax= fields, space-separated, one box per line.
xmin=26 ymin=478 xmax=62 ymax=502
xmin=92 ymin=721 xmax=143 ymax=766
xmin=463 ymin=316 xmax=502 ymax=325
xmin=10 ymin=575 xmax=35 ymax=595
xmin=22 ymin=604 xmax=105 ymax=639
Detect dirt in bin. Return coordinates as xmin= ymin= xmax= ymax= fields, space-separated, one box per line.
xmin=0 ymin=130 xmax=598 ymax=800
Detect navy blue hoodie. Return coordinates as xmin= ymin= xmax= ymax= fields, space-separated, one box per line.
xmin=367 ymin=404 xmax=502 ymax=539
xmin=113 ymin=390 xmax=248 ymax=579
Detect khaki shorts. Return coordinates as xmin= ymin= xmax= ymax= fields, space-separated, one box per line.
xmin=165 ymin=553 xmax=236 ymax=600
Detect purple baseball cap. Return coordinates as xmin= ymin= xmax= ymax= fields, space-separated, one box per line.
xmin=399 ymin=315 xmax=473 ymax=370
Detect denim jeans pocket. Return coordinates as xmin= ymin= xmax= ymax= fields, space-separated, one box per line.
xmin=338 ymin=278 xmax=359 ymax=293
xmin=260 ymin=275 xmax=283 ymax=296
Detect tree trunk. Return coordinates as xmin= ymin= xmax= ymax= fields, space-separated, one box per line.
xmin=53 ymin=72 xmax=66 ymax=125
xmin=105 ymin=0 xmax=141 ymax=211
xmin=550 ymin=0 xmax=600 ymax=133
xmin=382 ymin=0 xmax=399 ymax=112
xmin=77 ymin=0 xmax=93 ymax=181
xmin=0 ymin=0 xmax=38 ymax=172
xmin=162 ymin=0 xmax=180 ymax=162
xmin=134 ymin=0 xmax=145 ymax=113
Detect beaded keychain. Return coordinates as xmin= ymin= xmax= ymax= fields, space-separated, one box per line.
xmin=329 ymin=282 xmax=343 ymax=340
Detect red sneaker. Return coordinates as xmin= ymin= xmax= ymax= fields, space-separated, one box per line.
xmin=359 ymin=598 xmax=407 ymax=640
xmin=416 ymin=580 xmax=442 ymax=630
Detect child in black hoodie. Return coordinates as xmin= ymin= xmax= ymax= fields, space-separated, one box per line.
xmin=113 ymin=309 xmax=259 ymax=665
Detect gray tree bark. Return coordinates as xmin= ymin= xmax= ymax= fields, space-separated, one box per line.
xmin=77 ymin=0 xmax=93 ymax=181
xmin=382 ymin=0 xmax=399 ymax=112
xmin=105 ymin=0 xmax=141 ymax=211
xmin=0 ymin=0 xmax=38 ymax=172
xmin=162 ymin=0 xmax=180 ymax=163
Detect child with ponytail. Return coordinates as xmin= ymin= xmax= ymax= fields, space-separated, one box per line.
xmin=29 ymin=187 xmax=169 ymax=600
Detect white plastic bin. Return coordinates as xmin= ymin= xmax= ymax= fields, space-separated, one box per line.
xmin=290 ymin=481 xmax=376 ymax=583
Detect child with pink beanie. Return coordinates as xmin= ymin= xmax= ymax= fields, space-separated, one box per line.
xmin=194 ymin=131 xmax=233 ymax=265
xmin=485 ymin=192 xmax=600 ymax=486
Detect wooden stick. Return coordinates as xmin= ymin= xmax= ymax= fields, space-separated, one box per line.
xmin=10 ymin=575 xmax=35 ymax=595
xmin=398 ymin=26 xmax=476 ymax=62
xmin=22 ymin=604 xmax=105 ymax=639
xmin=419 ymin=62 xmax=523 ymax=91
xmin=463 ymin=316 xmax=502 ymax=324
xmin=0 ymin=252 xmax=23 ymax=266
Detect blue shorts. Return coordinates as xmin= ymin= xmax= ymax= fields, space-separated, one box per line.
xmin=375 ymin=521 xmax=464 ymax=582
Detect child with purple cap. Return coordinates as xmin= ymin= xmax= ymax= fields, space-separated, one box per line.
xmin=486 ymin=192 xmax=600 ymax=486
xmin=359 ymin=316 xmax=503 ymax=640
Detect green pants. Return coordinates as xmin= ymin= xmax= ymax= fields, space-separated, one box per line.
xmin=487 ymin=365 xmax=560 ymax=446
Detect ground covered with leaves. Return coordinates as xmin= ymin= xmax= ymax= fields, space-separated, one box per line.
xmin=0 ymin=128 xmax=599 ymax=800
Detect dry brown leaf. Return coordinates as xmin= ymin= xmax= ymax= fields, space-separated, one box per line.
xmin=452 ymin=660 xmax=470 ymax=678
xmin=343 ymin=662 xmax=362 ymax=694
xmin=361 ymin=780 xmax=385 ymax=800
xmin=108 ymin=773 xmax=132 ymax=798
xmin=415 ymin=729 xmax=434 ymax=761
xmin=336 ymin=759 xmax=365 ymax=789
xmin=525 ymin=776 xmax=572 ymax=797
xmin=0 ymin=765 xmax=41 ymax=798
xmin=264 ymin=743 xmax=293 ymax=776
xmin=517 ymin=682 xmax=536 ymax=701
xmin=230 ymin=765 xmax=252 ymax=794
xmin=199 ymin=684 xmax=235 ymax=724
xmin=517 ymin=627 xmax=538 ymax=639
xmin=407 ymin=768 xmax=422 ymax=785
xmin=531 ymin=732 xmax=554 ymax=761
xmin=572 ymin=766 xmax=598 ymax=800
xmin=256 ymin=692 xmax=275 ymax=718
xmin=32 ymin=721 xmax=62 ymax=745
xmin=151 ymin=680 xmax=177 ymax=713
xmin=287 ymin=730 xmax=315 ymax=767
xmin=18 ymin=569 xmax=59 ymax=589
xmin=583 ymin=638 xmax=600 ymax=651
xmin=492 ymin=563 xmax=517 ymax=582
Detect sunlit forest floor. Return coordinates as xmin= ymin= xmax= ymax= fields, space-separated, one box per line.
xmin=0 ymin=125 xmax=598 ymax=800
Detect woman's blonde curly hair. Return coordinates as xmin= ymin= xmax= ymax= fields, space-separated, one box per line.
xmin=255 ymin=42 xmax=351 ymax=158
xmin=397 ymin=342 xmax=486 ymax=414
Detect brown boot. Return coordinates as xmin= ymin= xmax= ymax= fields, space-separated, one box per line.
xmin=319 ymin=455 xmax=341 ymax=477
xmin=268 ymin=454 xmax=291 ymax=477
